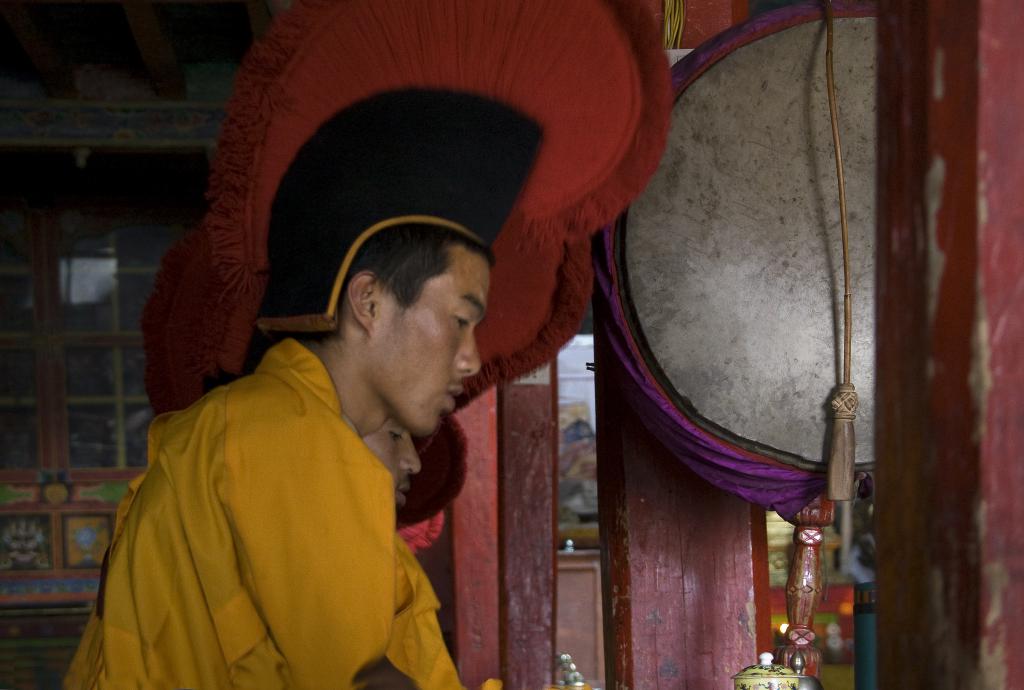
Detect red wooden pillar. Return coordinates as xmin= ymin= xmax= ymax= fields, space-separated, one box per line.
xmin=595 ymin=323 xmax=772 ymax=689
xmin=451 ymin=390 xmax=500 ymax=688
xmin=498 ymin=365 xmax=558 ymax=690
xmin=452 ymin=368 xmax=561 ymax=690
xmin=876 ymin=0 xmax=1024 ymax=685
xmin=976 ymin=0 xmax=1024 ymax=676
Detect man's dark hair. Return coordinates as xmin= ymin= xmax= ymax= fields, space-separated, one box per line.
xmin=220 ymin=223 xmax=493 ymax=384
xmin=344 ymin=223 xmax=494 ymax=308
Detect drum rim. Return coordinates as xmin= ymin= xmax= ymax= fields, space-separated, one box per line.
xmin=616 ymin=2 xmax=877 ymax=473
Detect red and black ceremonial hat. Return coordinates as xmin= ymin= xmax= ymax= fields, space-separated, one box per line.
xmin=258 ymin=89 xmax=543 ymax=331
xmin=142 ymin=0 xmax=671 ymax=521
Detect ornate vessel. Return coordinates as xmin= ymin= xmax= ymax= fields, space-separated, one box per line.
xmin=732 ymin=653 xmax=799 ymax=690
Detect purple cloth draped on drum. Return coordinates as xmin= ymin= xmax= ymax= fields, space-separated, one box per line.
xmin=590 ymin=1 xmax=874 ymax=520
xmin=594 ymin=231 xmax=825 ymax=520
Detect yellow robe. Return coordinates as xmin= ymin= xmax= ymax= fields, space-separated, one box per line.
xmin=65 ymin=339 xmax=468 ymax=690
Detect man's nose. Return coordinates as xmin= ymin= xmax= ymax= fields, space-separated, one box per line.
xmin=404 ymin=448 xmax=422 ymax=476
xmin=456 ymin=331 xmax=481 ymax=378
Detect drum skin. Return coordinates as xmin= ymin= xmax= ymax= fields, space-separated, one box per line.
xmin=621 ymin=14 xmax=876 ymax=471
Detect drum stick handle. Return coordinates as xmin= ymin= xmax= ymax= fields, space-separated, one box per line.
xmin=824 ymin=0 xmax=857 ymax=500
xmin=825 ymin=0 xmax=852 ymax=386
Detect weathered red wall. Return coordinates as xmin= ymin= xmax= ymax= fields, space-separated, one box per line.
xmin=876 ymin=0 xmax=1024 ymax=685
xmin=977 ymin=0 xmax=1024 ymax=682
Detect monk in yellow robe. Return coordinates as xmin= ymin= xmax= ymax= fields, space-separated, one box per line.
xmin=66 ymin=228 xmax=494 ymax=689
xmin=61 ymin=0 xmax=668 ymax=684
xmin=66 ymin=36 xmax=533 ymax=690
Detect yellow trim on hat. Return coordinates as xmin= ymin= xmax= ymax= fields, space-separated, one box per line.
xmin=255 ymin=214 xmax=482 ymax=334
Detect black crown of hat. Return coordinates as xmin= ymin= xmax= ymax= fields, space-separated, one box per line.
xmin=260 ymin=89 xmax=542 ymax=324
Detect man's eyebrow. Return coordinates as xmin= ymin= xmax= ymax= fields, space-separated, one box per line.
xmin=462 ymin=294 xmax=486 ymax=318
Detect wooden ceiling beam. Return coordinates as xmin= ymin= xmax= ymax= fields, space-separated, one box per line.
xmin=0 ymin=3 xmax=77 ymax=98
xmin=1 ymin=1 xmax=246 ymax=5
xmin=0 ymin=101 xmax=223 ymax=149
xmin=245 ymin=0 xmax=270 ymax=38
xmin=121 ymin=0 xmax=186 ymax=100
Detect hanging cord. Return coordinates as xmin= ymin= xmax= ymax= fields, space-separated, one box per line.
xmin=663 ymin=0 xmax=687 ymax=49
xmin=824 ymin=0 xmax=858 ymax=501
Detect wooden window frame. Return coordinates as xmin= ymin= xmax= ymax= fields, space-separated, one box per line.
xmin=0 ymin=196 xmax=199 ymax=604
xmin=1 ymin=199 xmax=198 ymax=479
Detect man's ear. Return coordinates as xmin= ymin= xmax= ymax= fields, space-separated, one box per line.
xmin=345 ymin=271 xmax=381 ymax=335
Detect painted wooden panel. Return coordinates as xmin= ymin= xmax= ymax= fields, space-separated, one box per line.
xmin=0 ymin=103 xmax=223 ymax=149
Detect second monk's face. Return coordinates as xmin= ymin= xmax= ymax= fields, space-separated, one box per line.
xmin=362 ymin=420 xmax=421 ymax=508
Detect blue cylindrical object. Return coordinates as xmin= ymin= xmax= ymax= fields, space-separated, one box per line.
xmin=854 ymin=581 xmax=877 ymax=690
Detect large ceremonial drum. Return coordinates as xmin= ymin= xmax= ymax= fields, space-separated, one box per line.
xmin=619 ymin=4 xmax=876 ymax=471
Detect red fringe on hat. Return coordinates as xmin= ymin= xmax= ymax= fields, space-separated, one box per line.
xmin=468 ymin=237 xmax=595 ymax=398
xmin=399 ymin=512 xmax=446 ymax=555
xmin=507 ymin=0 xmax=672 ymax=249
xmin=142 ymin=229 xmax=213 ymax=414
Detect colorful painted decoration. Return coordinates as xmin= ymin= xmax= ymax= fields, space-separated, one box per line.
xmin=63 ymin=514 xmax=112 ymax=569
xmin=0 ymin=514 xmax=51 ymax=570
